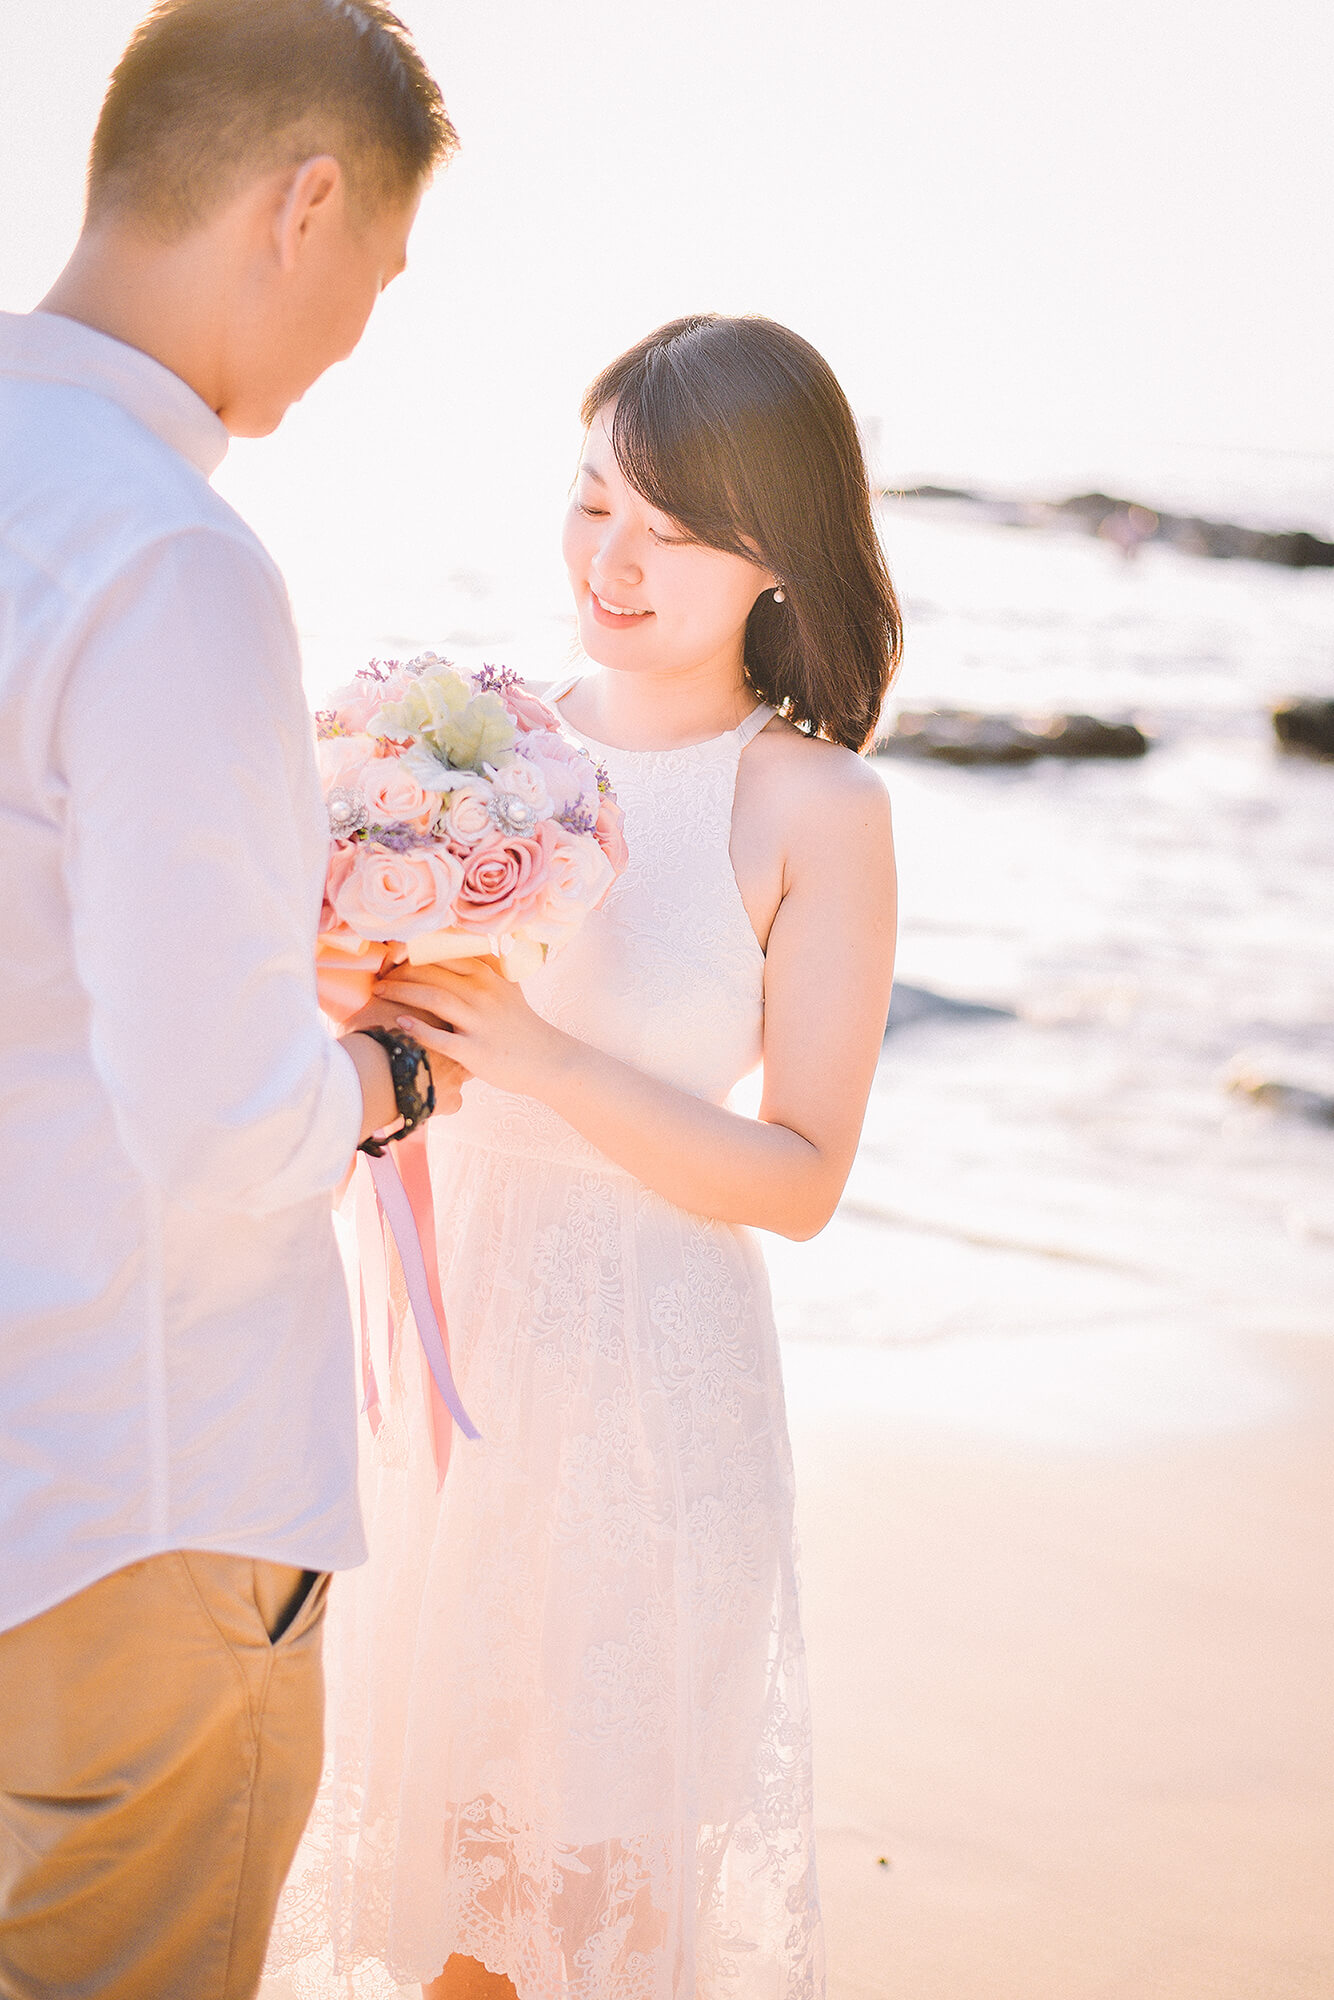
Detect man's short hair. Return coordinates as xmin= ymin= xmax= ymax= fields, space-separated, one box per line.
xmin=87 ymin=0 xmax=457 ymax=237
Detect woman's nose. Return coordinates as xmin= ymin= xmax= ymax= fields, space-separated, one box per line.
xmin=592 ymin=522 xmax=643 ymax=587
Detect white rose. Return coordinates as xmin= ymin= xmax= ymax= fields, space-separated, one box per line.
xmin=440 ymin=777 xmax=496 ymax=848
xmin=493 ymin=749 xmax=554 ymax=821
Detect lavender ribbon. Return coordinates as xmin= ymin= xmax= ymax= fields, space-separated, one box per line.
xmin=365 ymin=1150 xmax=480 ymax=1442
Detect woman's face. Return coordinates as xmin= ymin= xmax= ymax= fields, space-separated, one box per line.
xmin=561 ymin=406 xmax=776 ymax=682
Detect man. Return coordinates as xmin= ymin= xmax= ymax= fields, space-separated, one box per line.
xmin=0 ymin=4 xmax=459 ymax=1992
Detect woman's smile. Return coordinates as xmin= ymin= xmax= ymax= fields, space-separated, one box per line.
xmin=587 ymin=586 xmax=655 ymax=627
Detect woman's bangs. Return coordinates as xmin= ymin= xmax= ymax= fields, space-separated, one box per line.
xmin=609 ymin=375 xmax=751 ymax=559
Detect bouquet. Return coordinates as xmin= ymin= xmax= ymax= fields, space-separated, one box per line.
xmin=312 ymin=654 xmax=628 ymax=1477
xmin=314 ymin=653 xmax=627 ymax=1023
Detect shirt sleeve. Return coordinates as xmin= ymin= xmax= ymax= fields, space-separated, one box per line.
xmin=56 ymin=527 xmax=363 ymax=1215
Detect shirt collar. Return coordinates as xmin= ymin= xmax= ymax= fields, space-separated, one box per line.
xmin=0 ymin=309 xmax=230 ymax=478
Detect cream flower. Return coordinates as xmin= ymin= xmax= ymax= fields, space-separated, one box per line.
xmin=372 ymin=663 xmax=518 ymax=774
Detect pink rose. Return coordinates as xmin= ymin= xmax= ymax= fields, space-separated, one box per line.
xmin=321 ymin=839 xmax=359 ymax=926
xmin=452 ymin=821 xmax=558 ymax=935
xmin=502 ymin=685 xmax=565 ymax=734
xmin=520 ymin=730 xmax=598 ymax=818
xmin=317 ymin=841 xmax=390 ymax=1018
xmin=361 ymin=756 xmax=439 ymax=833
xmin=525 ymin=827 xmax=616 ymax=944
xmin=322 ymin=669 xmax=414 ymax=735
xmin=332 ymin=841 xmax=465 ymax=941
xmin=317 ymin=734 xmax=376 ymax=794
xmin=593 ymin=792 xmax=629 ymax=876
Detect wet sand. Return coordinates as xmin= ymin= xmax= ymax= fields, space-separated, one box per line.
xmin=785 ymin=1327 xmax=1334 ymax=2000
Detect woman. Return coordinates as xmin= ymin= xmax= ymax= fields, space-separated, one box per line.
xmin=269 ymin=314 xmax=898 ymax=2000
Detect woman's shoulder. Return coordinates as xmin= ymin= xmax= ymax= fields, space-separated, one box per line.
xmin=737 ymin=717 xmax=893 ymax=897
xmin=753 ymin=714 xmax=891 ymax=815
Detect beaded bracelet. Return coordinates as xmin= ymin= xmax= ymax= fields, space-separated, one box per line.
xmin=355 ymin=1026 xmax=436 ymax=1156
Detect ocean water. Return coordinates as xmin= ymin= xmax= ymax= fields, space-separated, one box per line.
xmin=768 ymin=490 xmax=1334 ymax=1442
xmin=285 ymin=455 xmax=1334 ymax=1442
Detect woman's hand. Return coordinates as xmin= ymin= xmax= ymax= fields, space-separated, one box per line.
xmin=372 ymin=960 xmax=573 ymax=1100
xmin=366 ymin=736 xmax=895 ymax=1241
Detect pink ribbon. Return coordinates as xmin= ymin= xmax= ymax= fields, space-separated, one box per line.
xmin=353 ymin=1139 xmax=479 ymax=1487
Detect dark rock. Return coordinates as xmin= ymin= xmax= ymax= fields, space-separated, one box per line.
xmin=885 ymin=984 xmax=1016 ymax=1035
xmin=893 ymin=484 xmax=1334 ymax=570
xmin=1021 ymin=713 xmax=1149 ymax=759
xmin=1226 ymin=1060 xmax=1334 ymax=1126
xmin=1273 ymin=699 xmax=1334 ymax=761
xmin=875 ymin=709 xmax=1149 ymax=764
xmin=876 ymin=710 xmax=1042 ymax=765
xmin=1049 ymin=493 xmax=1334 ymax=567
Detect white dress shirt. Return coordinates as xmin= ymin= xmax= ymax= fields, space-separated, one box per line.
xmin=0 ymin=310 xmax=367 ymax=1632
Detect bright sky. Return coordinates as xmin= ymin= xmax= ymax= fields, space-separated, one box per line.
xmin=3 ymin=0 xmax=1332 ymax=639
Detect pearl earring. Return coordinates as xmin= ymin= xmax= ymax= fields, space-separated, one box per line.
xmin=773 ymin=586 xmax=786 ymax=603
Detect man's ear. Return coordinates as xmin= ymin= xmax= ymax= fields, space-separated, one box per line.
xmin=274 ymin=155 xmax=343 ymax=269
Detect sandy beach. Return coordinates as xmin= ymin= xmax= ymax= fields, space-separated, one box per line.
xmin=279 ymin=483 xmax=1334 ymax=1999
xmin=764 ymin=505 xmax=1334 ymax=1997
xmin=785 ymin=1323 xmax=1334 ymax=2000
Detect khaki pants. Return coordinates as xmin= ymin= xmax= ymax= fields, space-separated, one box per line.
xmin=0 ymin=1552 xmax=329 ymax=2000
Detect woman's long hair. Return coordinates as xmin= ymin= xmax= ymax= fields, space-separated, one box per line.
xmin=582 ymin=314 xmax=901 ymax=752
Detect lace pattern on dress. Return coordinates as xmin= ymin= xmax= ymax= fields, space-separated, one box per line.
xmin=263 ymin=699 xmax=822 ymax=2000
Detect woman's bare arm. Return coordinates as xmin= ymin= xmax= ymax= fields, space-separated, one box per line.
xmin=376 ymin=752 xmax=896 ymax=1240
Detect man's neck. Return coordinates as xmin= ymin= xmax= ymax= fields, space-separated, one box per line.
xmin=40 ymin=226 xmax=226 ymax=415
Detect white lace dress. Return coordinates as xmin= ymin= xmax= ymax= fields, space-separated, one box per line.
xmin=265 ymin=689 xmax=823 ymax=2000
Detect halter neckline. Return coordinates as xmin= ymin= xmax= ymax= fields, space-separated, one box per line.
xmin=545 ymin=674 xmax=774 ymax=757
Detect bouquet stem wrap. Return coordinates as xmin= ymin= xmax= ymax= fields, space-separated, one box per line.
xmin=352 ymin=1134 xmax=479 ymax=1487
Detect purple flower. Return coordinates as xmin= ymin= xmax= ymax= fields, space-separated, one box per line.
xmin=557 ymin=803 xmax=596 ymax=835
xmin=474 ymin=662 xmax=521 ymax=693
xmin=362 ymin=823 xmax=436 ymax=853
xmin=356 ymin=657 xmax=402 ymax=684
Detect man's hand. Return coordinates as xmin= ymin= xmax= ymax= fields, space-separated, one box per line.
xmin=342 ymin=997 xmax=466 ymax=1117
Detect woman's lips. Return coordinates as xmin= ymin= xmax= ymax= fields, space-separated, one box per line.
xmin=587 ymin=588 xmax=654 ymax=630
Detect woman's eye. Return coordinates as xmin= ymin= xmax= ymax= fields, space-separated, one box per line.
xmin=649 ymin=527 xmax=689 ymax=546
xmin=578 ymin=503 xmax=608 ymax=519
